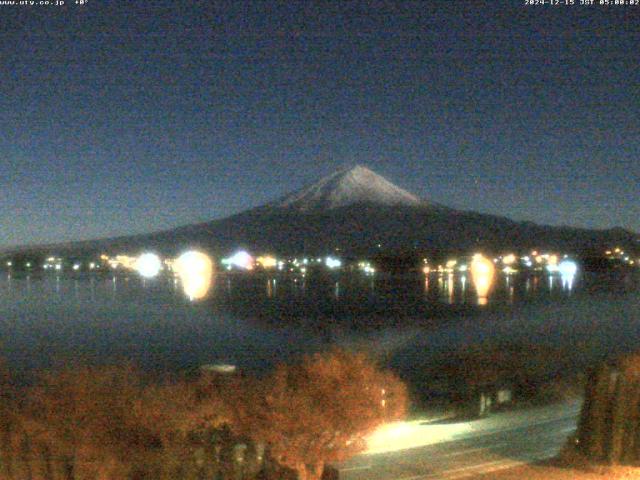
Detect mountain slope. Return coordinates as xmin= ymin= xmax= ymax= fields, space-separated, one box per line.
xmin=3 ymin=166 xmax=638 ymax=257
xmin=272 ymin=165 xmax=424 ymax=211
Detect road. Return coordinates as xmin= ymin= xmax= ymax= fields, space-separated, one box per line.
xmin=339 ymin=400 xmax=581 ymax=480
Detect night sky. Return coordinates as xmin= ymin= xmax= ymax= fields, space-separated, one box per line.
xmin=2 ymin=0 xmax=639 ymax=248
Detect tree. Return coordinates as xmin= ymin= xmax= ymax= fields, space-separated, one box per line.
xmin=234 ymin=349 xmax=408 ymax=480
xmin=0 ymin=359 xmax=19 ymax=480
xmin=577 ymin=353 xmax=640 ymax=464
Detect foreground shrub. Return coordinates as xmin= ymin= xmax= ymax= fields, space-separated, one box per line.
xmin=0 ymin=350 xmax=408 ymax=480
xmin=232 ymin=349 xmax=408 ymax=480
xmin=0 ymin=363 xmax=233 ymax=480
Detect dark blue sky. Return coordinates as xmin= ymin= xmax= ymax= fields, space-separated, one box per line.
xmin=1 ymin=0 xmax=639 ymax=247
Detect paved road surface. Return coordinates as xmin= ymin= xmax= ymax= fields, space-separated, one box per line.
xmin=339 ymin=401 xmax=581 ymax=480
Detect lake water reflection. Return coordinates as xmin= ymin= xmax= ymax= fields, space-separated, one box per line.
xmin=0 ymin=269 xmax=638 ymax=381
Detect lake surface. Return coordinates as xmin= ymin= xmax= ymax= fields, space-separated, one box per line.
xmin=0 ymin=269 xmax=639 ymax=382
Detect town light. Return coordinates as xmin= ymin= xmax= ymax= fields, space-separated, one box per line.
xmin=135 ymin=253 xmax=162 ymax=278
xmin=559 ymin=259 xmax=578 ymax=290
xmin=502 ymin=254 xmax=516 ymax=265
xmin=256 ymin=255 xmax=277 ymax=269
xmin=559 ymin=259 xmax=578 ymax=277
xmin=325 ymin=257 xmax=342 ymax=269
xmin=470 ymin=253 xmax=495 ymax=305
xmin=175 ymin=250 xmax=214 ymax=300
xmin=222 ymin=250 xmax=254 ymax=270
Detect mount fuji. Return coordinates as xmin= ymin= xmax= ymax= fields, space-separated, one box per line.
xmin=5 ymin=165 xmax=639 ymax=258
xmin=271 ymin=165 xmax=424 ymax=211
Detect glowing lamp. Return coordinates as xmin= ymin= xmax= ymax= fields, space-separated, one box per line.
xmin=175 ymin=250 xmax=214 ymax=300
xmin=546 ymin=264 xmax=560 ymax=273
xmin=325 ymin=257 xmax=342 ymax=269
xmin=559 ymin=259 xmax=578 ymax=291
xmin=222 ymin=250 xmax=254 ymax=270
xmin=502 ymin=254 xmax=516 ymax=265
xmin=559 ymin=260 xmax=578 ymax=277
xmin=135 ymin=253 xmax=162 ymax=278
xmin=470 ymin=253 xmax=496 ymax=304
xmin=256 ymin=255 xmax=277 ymax=269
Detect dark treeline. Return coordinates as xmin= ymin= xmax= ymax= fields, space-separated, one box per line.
xmin=0 ymin=350 xmax=407 ymax=480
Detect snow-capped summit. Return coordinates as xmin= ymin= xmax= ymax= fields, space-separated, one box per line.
xmin=272 ymin=165 xmax=424 ymax=211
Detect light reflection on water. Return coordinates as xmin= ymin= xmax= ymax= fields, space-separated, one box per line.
xmin=470 ymin=254 xmax=496 ymax=305
xmin=174 ymin=251 xmax=214 ymax=301
xmin=1 ymin=270 xmax=598 ymax=307
xmin=0 ymin=270 xmax=638 ymax=380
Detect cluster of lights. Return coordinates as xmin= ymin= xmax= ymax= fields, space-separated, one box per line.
xmin=3 ymin=249 xmax=362 ymax=277
xmin=421 ymin=250 xmax=582 ymax=300
xmin=491 ymin=251 xmax=567 ymax=274
xmin=107 ymin=250 xmax=216 ymax=300
xmin=43 ymin=256 xmax=64 ymax=272
xmin=219 ymin=251 xmax=353 ymax=274
xmin=605 ymin=247 xmax=638 ymax=266
xmin=107 ymin=255 xmax=137 ymax=270
xmin=289 ymin=257 xmax=310 ymax=274
xmin=0 ymin=255 xmax=117 ymax=273
xmin=433 ymin=259 xmax=469 ymax=274
xmin=358 ymin=261 xmax=376 ymax=275
xmin=498 ymin=251 xmax=557 ymax=272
